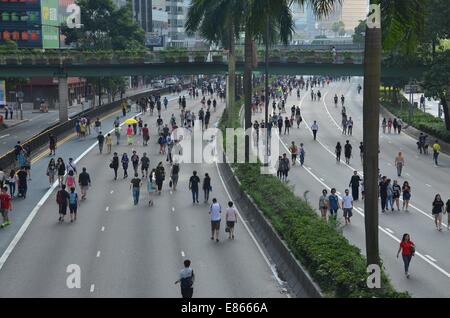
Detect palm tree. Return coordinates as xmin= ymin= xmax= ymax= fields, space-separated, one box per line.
xmin=185 ymin=0 xmax=244 ymax=113
xmin=363 ymin=0 xmax=425 ymax=266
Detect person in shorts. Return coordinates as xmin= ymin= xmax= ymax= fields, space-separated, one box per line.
xmin=342 ymin=189 xmax=353 ymax=225
xmin=209 ymin=198 xmax=221 ymax=242
xmin=56 ymin=184 xmax=70 ymax=223
xmin=68 ymin=187 xmax=79 ymax=223
xmin=78 ymin=167 xmax=91 ymax=200
xmin=0 ymin=187 xmax=12 ymax=228
xmin=225 ymin=201 xmax=237 ymax=239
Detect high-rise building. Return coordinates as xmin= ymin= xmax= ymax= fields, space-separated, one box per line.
xmin=341 ymin=0 xmax=369 ymax=32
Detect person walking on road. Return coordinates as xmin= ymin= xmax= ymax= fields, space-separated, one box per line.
xmin=131 ymin=151 xmax=139 ymax=175
xmin=0 ymin=187 xmax=12 ymax=228
xmin=56 ymin=184 xmax=70 ymax=223
xmin=155 ymin=162 xmax=165 ymax=195
xmin=202 ymin=173 xmax=211 ymax=203
xmin=446 ymin=198 xmax=450 ymax=230
xmin=121 ymin=153 xmax=129 ymax=178
xmin=209 ymin=198 xmax=222 ymax=242
xmin=311 ymin=121 xmax=318 ymax=141
xmin=170 ymin=163 xmax=180 ymax=191
xmin=141 ymin=153 xmax=150 ymax=178
xmin=97 ymin=131 xmax=105 ymax=154
xmin=319 ymin=189 xmax=329 ymax=221
xmin=47 ymin=158 xmax=56 ymax=187
xmin=386 ymin=179 xmax=394 ymax=211
xmin=379 ymin=176 xmax=388 ymax=213
xmin=342 ymin=189 xmax=353 ymax=225
xmin=130 ymin=173 xmax=142 ymax=206
xmin=106 ymin=133 xmax=113 ymax=154
xmin=49 ymin=134 xmax=57 ymax=156
xmin=299 ymin=143 xmax=305 ymax=166
xmin=114 ymin=121 xmax=121 ymax=145
xmin=78 ymin=167 xmax=91 ymax=200
xmin=225 ymin=201 xmax=237 ymax=240
xmin=335 ymin=142 xmax=342 ymax=163
xmin=344 ymin=140 xmax=352 ymax=164
xmin=142 ymin=124 xmax=150 ymax=146
xmin=7 ymin=169 xmax=16 ymax=198
xmin=110 ymin=152 xmax=119 ymax=180
xmin=280 ymin=153 xmax=290 ymax=182
xmin=328 ymin=188 xmax=340 ymax=220
xmin=381 ymin=118 xmax=387 ymax=134
xmin=175 ymin=259 xmax=195 ymax=299
xmin=394 ymin=152 xmax=405 ymax=177
xmin=68 ymin=187 xmax=79 ymax=223
xmin=402 ymin=181 xmax=411 ymax=211
xmin=359 ymin=142 xmax=364 ymax=163
xmin=289 ymin=141 xmax=298 ymax=166
xmin=189 ymin=171 xmax=200 ymax=204
xmin=432 ymin=194 xmax=445 ymax=231
xmin=397 ymin=233 xmax=415 ymax=278
xmin=65 ymin=170 xmax=76 ymax=190
xmin=126 ymin=125 xmax=134 ymax=145
xmin=392 ymin=180 xmax=401 ymax=211
xmin=349 ymin=171 xmax=361 ymax=201
xmin=347 ymin=117 xmax=353 ymax=136
xmin=56 ymin=158 xmax=65 ymax=187
xmin=433 ymin=140 xmax=440 ymax=166
xmin=147 ymin=171 xmax=155 ymax=206
xmin=387 ymin=118 xmax=393 ymax=133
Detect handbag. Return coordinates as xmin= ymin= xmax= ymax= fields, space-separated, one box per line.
xmin=410 ymin=245 xmax=415 ymax=256
xmin=225 ymin=227 xmax=230 ymax=233
xmin=109 ymin=163 xmax=114 ymax=169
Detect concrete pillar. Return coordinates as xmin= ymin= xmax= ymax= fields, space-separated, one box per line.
xmin=58 ymin=77 xmax=69 ymax=123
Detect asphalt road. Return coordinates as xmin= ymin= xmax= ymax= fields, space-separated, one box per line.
xmin=252 ymin=77 xmax=450 ymax=297
xmin=0 ymin=92 xmax=287 ymax=297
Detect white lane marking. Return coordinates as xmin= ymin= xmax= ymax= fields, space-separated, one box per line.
xmin=96 ymin=251 xmax=101 ymax=258
xmin=170 ymin=190 xmax=173 ymax=195
xmin=278 ymin=135 xmax=450 ymax=279
xmin=176 ymin=226 xmax=179 ymax=232
xmin=319 ymin=178 xmax=325 ymax=181
xmin=426 ymin=255 xmax=437 ymax=262
xmin=216 ymin=162 xmax=286 ymax=289
xmin=181 ymin=251 xmax=185 ymax=257
xmin=101 ymin=226 xmax=105 ymax=232
xmin=105 ymin=206 xmax=109 ymax=212
xmin=387 ymin=163 xmax=392 ymax=166
xmin=0 ymin=134 xmax=10 ymax=139
xmin=110 ymin=190 xmax=114 ymax=194
xmin=321 ymin=92 xmax=342 ymax=130
xmin=405 ymin=173 xmax=410 ymax=176
xmin=384 ymin=227 xmax=394 ymax=234
xmin=90 ymin=284 xmax=95 ymax=293
xmin=171 ymin=207 xmax=175 ymax=212
xmin=426 ymin=184 xmax=432 ymax=188
xmin=299 ymin=95 xmax=448 ymax=229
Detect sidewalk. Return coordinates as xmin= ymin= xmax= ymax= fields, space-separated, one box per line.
xmin=401 ymin=92 xmax=444 ymax=120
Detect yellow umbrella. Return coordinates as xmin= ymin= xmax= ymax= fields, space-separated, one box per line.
xmin=124 ymin=118 xmax=138 ymax=125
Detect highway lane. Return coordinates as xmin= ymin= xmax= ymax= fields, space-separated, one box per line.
xmin=251 ymin=77 xmax=450 ymax=297
xmin=0 ymin=92 xmax=287 ymax=297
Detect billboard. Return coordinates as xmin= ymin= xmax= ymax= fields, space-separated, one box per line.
xmin=0 ymin=81 xmax=6 ymax=108
xmin=146 ymin=33 xmax=164 ymax=47
xmin=41 ymin=0 xmax=60 ymax=49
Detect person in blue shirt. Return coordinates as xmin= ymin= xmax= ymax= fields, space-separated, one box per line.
xmin=328 ymin=188 xmax=341 ymax=220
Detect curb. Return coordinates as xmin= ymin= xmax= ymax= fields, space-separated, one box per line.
xmin=380 ymin=104 xmax=450 ymax=156
xmin=217 ymin=161 xmax=323 ymax=298
xmin=2 ymin=119 xmax=30 ymax=129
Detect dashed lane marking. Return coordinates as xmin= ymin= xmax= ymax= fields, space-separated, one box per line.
xmin=181 ymin=251 xmax=185 ymax=257
xmin=90 ymin=284 xmax=95 ymax=293
xmin=105 ymin=207 xmax=109 ymax=212
xmin=101 ymin=226 xmax=105 ymax=232
xmin=96 ymin=251 xmax=101 ymax=258
xmin=176 ymin=226 xmax=179 ymax=232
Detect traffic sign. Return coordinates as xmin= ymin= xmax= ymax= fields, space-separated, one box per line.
xmin=16 ymin=91 xmax=24 ymax=98
xmin=404 ymin=85 xmax=421 ymax=94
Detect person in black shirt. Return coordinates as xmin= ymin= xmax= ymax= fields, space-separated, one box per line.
xmin=17 ymin=166 xmax=28 ymax=198
xmin=97 ymin=132 xmax=105 ymax=154
xmin=189 ymin=171 xmax=201 ymax=204
xmin=344 ymin=140 xmax=352 ymax=164
xmin=56 ymin=184 xmax=70 ymax=222
xmin=202 ymin=173 xmax=211 ymax=203
xmin=359 ymin=142 xmax=364 ymax=163
xmin=131 ymin=151 xmax=140 ymax=175
xmin=110 ymin=153 xmax=119 ymax=180
xmin=141 ymin=153 xmax=150 ymax=178
xmin=349 ymin=171 xmax=361 ymax=201
xmin=78 ymin=167 xmax=91 ymax=200
xmin=130 ymin=173 xmax=142 ymax=205
xmin=379 ymin=176 xmax=388 ymax=213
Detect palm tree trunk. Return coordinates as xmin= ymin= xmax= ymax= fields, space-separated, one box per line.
xmin=227 ymin=26 xmax=236 ymax=110
xmin=440 ymin=96 xmax=450 ymax=131
xmin=244 ymin=27 xmax=253 ymax=163
xmin=363 ymin=5 xmax=381 ymax=267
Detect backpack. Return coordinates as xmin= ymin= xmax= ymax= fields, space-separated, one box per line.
xmin=69 ymin=192 xmax=77 ymax=205
xmin=180 ymin=272 xmax=193 ymax=289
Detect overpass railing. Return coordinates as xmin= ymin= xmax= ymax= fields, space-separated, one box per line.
xmin=0 ymin=48 xmax=365 ymax=65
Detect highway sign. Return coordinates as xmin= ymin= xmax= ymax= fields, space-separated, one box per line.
xmin=404 ymin=84 xmax=421 ymax=94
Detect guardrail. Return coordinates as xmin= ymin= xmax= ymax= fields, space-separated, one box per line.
xmin=0 ymin=85 xmax=186 ymax=170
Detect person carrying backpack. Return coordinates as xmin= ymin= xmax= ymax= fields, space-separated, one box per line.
xmin=175 ymin=259 xmax=195 ymax=298
xmin=56 ymin=184 xmax=70 ymax=223
xmin=68 ymin=187 xmax=79 ymax=223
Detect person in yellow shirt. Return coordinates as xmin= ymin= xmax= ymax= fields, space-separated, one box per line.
xmin=105 ymin=133 xmax=113 ymax=154
xmin=433 ymin=140 xmax=441 ymax=165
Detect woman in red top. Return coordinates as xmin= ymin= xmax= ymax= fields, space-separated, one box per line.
xmin=397 ymin=233 xmax=415 ymax=278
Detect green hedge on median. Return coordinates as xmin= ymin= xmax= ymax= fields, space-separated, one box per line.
xmin=219 ymin=94 xmax=408 ymax=298
xmin=381 ymin=93 xmax=450 ymax=143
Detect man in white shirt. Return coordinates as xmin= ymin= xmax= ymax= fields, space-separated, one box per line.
xmin=209 ymin=198 xmax=221 ymax=242
xmin=342 ymin=189 xmax=353 ymax=224
xmin=311 ymin=120 xmax=319 ymax=140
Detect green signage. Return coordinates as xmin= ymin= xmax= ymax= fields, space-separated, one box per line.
xmin=41 ymin=0 xmax=60 ymax=49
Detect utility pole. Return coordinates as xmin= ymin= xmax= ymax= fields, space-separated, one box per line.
xmin=363 ymin=2 xmax=381 ymax=267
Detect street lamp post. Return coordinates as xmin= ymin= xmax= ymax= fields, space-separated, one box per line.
xmin=265 ymin=16 xmax=270 ymax=160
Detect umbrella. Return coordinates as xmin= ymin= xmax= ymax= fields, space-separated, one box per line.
xmin=124 ymin=118 xmax=138 ymax=125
